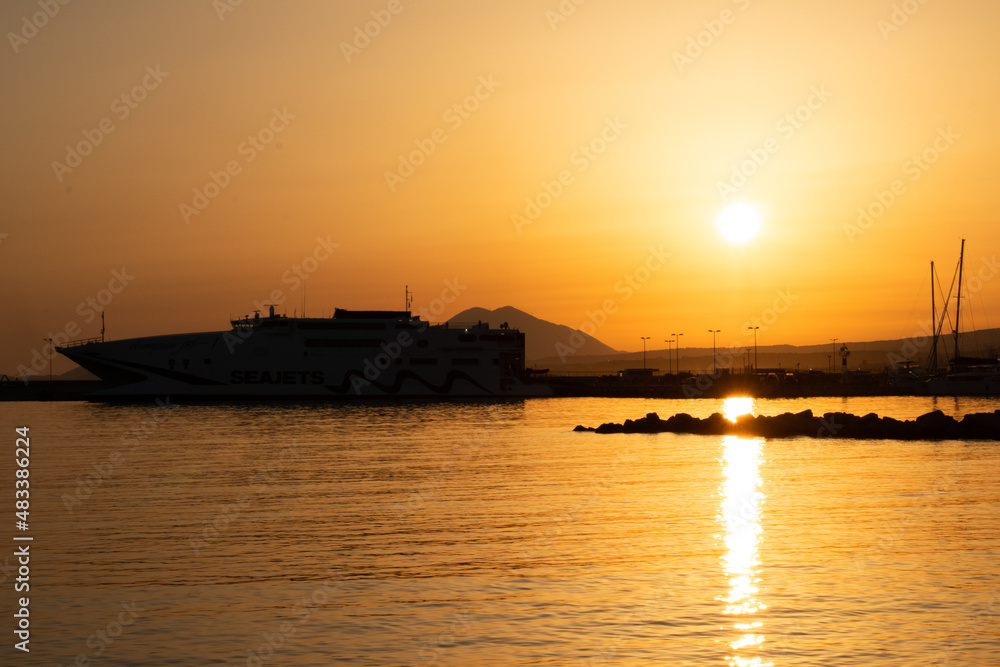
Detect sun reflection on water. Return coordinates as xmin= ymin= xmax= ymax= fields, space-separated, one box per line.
xmin=718 ymin=399 xmax=771 ymax=666
xmin=722 ymin=396 xmax=756 ymax=422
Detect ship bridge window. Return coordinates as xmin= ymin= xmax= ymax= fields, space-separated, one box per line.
xmin=259 ymin=319 xmax=293 ymax=328
xmin=298 ymin=322 xmax=386 ymax=331
xmin=305 ymin=339 xmax=384 ymax=348
xmin=479 ymin=334 xmax=498 ymax=342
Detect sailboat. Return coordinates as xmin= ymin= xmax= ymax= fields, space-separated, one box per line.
xmin=926 ymin=239 xmax=1000 ymax=396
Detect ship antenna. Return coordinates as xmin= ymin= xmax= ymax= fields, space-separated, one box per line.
xmin=101 ymin=310 xmax=105 ymax=342
xmin=405 ymin=285 xmax=413 ymax=313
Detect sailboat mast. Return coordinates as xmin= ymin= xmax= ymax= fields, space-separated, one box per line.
xmin=930 ymin=261 xmax=937 ymax=372
xmin=953 ymin=238 xmax=965 ymax=360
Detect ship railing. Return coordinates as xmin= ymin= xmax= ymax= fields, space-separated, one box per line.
xmin=60 ymin=336 xmax=105 ymax=348
xmin=445 ymin=321 xmax=490 ymax=329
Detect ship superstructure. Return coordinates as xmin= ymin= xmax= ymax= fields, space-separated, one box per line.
xmin=56 ymin=307 xmax=543 ymax=399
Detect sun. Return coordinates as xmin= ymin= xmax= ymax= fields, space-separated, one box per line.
xmin=717 ymin=203 xmax=762 ymax=244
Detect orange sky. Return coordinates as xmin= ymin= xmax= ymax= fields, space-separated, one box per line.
xmin=3 ymin=0 xmax=1000 ymax=375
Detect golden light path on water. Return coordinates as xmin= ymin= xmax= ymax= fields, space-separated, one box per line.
xmin=718 ymin=397 xmax=772 ymax=667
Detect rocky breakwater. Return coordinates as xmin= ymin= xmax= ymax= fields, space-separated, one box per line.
xmin=574 ymin=409 xmax=1000 ymax=440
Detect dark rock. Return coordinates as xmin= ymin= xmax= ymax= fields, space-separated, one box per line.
xmin=958 ymin=411 xmax=1000 ymax=439
xmin=914 ymin=410 xmax=959 ymax=439
xmin=577 ymin=408 xmax=1000 ymax=440
xmin=594 ymin=421 xmax=624 ymax=434
xmin=701 ymin=412 xmax=728 ymax=435
xmin=664 ymin=413 xmax=700 ymax=433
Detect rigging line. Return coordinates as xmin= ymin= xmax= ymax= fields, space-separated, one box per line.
xmin=976 ymin=288 xmax=993 ymax=333
xmin=934 ymin=266 xmax=955 ymax=336
xmin=965 ymin=293 xmax=979 ymax=352
xmin=934 ymin=258 xmax=961 ymax=341
xmin=934 ymin=269 xmax=956 ymax=361
xmin=897 ymin=266 xmax=927 ymax=341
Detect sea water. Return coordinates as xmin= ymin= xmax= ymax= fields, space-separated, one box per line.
xmin=1 ymin=396 xmax=998 ymax=666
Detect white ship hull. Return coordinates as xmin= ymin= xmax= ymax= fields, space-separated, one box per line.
xmin=57 ymin=310 xmax=549 ymax=400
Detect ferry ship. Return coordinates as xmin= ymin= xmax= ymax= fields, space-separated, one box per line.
xmin=56 ymin=306 xmax=548 ymax=400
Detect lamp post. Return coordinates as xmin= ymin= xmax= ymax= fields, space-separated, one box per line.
xmin=747 ymin=325 xmax=759 ymax=374
xmin=640 ymin=336 xmax=650 ymax=370
xmin=708 ymin=329 xmax=720 ymax=374
xmin=664 ymin=339 xmax=674 ymax=374
xmin=675 ymin=333 xmax=683 ymax=375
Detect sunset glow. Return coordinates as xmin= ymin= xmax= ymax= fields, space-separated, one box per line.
xmin=2 ymin=1 xmax=1000 ymax=375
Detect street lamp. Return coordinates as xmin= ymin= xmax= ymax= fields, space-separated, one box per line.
xmin=664 ymin=339 xmax=674 ymax=374
xmin=747 ymin=325 xmax=759 ymax=374
xmin=675 ymin=333 xmax=683 ymax=375
xmin=640 ymin=337 xmax=650 ymax=370
xmin=708 ymin=330 xmax=721 ymax=374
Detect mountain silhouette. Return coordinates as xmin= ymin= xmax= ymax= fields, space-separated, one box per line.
xmin=449 ymin=306 xmax=620 ymax=362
